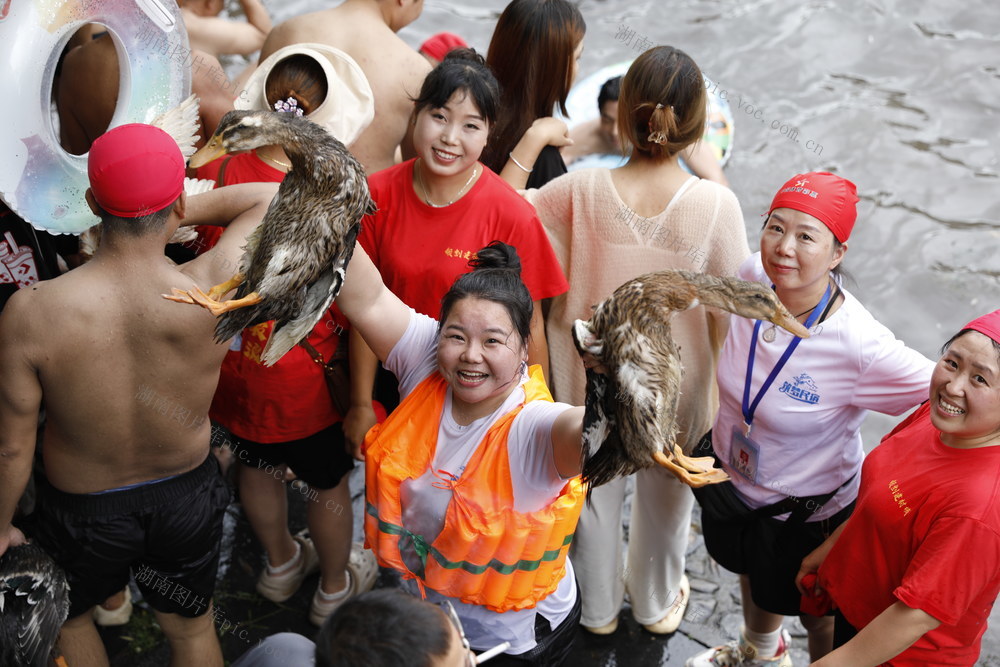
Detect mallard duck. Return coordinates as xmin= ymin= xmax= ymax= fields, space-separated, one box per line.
xmin=572 ymin=269 xmax=809 ymax=489
xmin=165 ymin=110 xmax=375 ymax=365
xmin=0 ymin=543 xmax=70 ymax=667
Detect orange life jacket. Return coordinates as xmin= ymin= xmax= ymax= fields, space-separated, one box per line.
xmin=363 ymin=365 xmax=585 ymax=612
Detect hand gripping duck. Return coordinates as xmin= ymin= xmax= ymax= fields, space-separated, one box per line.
xmin=573 ymin=269 xmax=809 ymax=489
xmin=165 ymin=110 xmax=375 ymax=365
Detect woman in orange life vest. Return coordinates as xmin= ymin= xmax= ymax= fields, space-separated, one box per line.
xmin=336 ymin=240 xmax=589 ymax=665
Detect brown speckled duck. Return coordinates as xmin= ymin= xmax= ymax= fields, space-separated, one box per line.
xmin=165 ymin=110 xmax=375 ymax=365
xmin=572 ymin=269 xmax=809 ymax=490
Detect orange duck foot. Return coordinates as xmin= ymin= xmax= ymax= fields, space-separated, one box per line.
xmin=162 ymin=284 xmax=262 ymax=316
xmin=652 ymin=449 xmax=730 ymax=488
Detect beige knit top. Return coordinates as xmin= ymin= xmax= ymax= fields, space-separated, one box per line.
xmin=527 ymin=168 xmax=750 ymax=451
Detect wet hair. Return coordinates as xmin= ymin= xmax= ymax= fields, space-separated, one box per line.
xmin=598 ymin=75 xmax=622 ymax=110
xmin=438 ymin=241 xmax=533 ymax=347
xmin=98 ymin=200 xmax=175 ymax=237
xmin=315 ymin=589 xmax=452 ymax=667
xmin=482 ymin=0 xmax=586 ymax=172
xmin=940 ymin=328 xmax=1000 ymax=363
xmin=264 ymin=54 xmax=329 ymax=116
xmin=618 ymin=46 xmax=706 ymax=160
xmin=411 ymin=48 xmax=499 ymax=125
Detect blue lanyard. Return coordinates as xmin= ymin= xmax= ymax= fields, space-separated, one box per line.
xmin=741 ymin=283 xmax=832 ymax=428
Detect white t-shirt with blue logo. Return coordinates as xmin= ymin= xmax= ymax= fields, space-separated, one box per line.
xmin=713 ymin=253 xmax=933 ymax=520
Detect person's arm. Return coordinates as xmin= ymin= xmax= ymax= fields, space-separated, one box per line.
xmin=550 ymin=406 xmax=585 ymax=478
xmin=184 ymin=4 xmax=271 ymax=57
xmin=527 ymin=301 xmax=549 ymax=381
xmin=0 ymin=294 xmax=41 ymax=556
xmin=680 ymin=141 xmax=729 ymax=187
xmin=335 ymin=243 xmax=411 ymax=363
xmin=191 ymin=49 xmax=235 ymax=142
xmin=344 ymin=328 xmax=380 ymax=460
xmin=795 ymin=520 xmax=848 ymax=595
xmin=810 ymin=601 xmax=940 ymax=667
xmin=179 ymin=182 xmax=277 ymax=287
xmin=500 ymin=117 xmax=573 ymax=190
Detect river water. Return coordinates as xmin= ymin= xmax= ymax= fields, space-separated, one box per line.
xmin=246 ymin=0 xmax=1000 ymax=443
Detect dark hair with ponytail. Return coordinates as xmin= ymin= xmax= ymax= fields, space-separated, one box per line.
xmin=618 ymin=45 xmax=706 ymax=160
xmin=438 ymin=241 xmax=533 ymax=346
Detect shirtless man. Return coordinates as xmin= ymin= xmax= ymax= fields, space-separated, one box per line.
xmin=0 ymin=124 xmax=275 ymax=667
xmin=260 ymin=0 xmax=431 ymax=173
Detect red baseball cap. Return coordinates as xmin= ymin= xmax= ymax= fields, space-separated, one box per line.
xmin=419 ymin=32 xmax=468 ymax=62
xmin=88 ymin=124 xmax=185 ymax=218
xmin=767 ymin=172 xmax=859 ymax=243
xmin=964 ymin=310 xmax=1000 ymax=345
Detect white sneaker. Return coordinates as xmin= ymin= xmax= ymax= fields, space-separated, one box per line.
xmin=256 ymin=533 xmax=320 ymax=603
xmin=686 ymin=629 xmax=793 ymax=667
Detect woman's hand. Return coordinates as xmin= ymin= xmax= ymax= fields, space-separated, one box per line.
xmin=528 ymin=117 xmax=573 ymax=149
xmin=796 ymin=521 xmax=848 ymax=594
xmin=796 ymin=546 xmax=827 ymax=596
xmin=343 ymin=404 xmax=377 ymax=461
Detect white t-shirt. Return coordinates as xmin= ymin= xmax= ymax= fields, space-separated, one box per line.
xmin=385 ymin=310 xmax=577 ymax=654
xmin=713 ymin=253 xmax=934 ymax=520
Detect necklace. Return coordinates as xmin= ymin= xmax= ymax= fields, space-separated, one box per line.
xmin=762 ymin=282 xmax=840 ymax=343
xmin=256 ymin=149 xmax=291 ymax=171
xmin=415 ymin=159 xmax=478 ymax=207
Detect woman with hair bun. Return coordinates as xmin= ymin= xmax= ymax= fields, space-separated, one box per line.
xmin=336 ymin=240 xmax=591 ymax=665
xmin=521 ymin=45 xmax=750 ymax=637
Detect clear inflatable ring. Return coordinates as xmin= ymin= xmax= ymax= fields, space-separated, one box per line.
xmin=0 ymin=0 xmax=190 ymax=234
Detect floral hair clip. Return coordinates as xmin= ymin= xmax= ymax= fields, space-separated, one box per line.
xmin=273 ymin=97 xmax=305 ymax=116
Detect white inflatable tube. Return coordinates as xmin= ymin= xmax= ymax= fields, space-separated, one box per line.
xmin=0 ymin=0 xmax=191 ymax=234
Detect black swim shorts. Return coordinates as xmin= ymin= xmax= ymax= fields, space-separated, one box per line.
xmin=29 ymin=454 xmax=231 ymax=620
xmin=226 ymin=421 xmax=354 ymax=490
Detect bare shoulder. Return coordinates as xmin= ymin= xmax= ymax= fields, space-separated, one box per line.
xmin=0 ymin=279 xmax=64 ymax=356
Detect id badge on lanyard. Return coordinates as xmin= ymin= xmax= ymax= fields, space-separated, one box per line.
xmin=730 ymin=424 xmax=761 ymax=484
xmin=738 ymin=283 xmax=832 ymax=483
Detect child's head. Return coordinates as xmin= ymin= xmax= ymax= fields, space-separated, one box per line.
xmin=239 ymin=43 xmax=375 ymax=146
xmin=412 ymin=48 xmax=499 ymax=127
xmin=265 ymin=54 xmax=328 ymax=116
xmin=619 ymin=46 xmax=706 ymax=160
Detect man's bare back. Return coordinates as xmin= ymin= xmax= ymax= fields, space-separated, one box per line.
xmin=0 ymin=184 xmax=273 ymax=495
xmin=260 ymin=0 xmax=430 ymax=173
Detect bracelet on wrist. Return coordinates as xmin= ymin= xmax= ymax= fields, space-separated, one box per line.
xmin=509 ymin=152 xmax=534 ymax=174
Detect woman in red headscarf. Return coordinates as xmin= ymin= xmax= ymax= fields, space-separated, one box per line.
xmin=798 ymin=311 xmax=1000 ymax=667
xmin=686 ymin=172 xmax=934 ymax=667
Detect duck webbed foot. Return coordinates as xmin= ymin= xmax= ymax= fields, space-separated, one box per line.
xmin=652 ymin=445 xmax=730 ymax=488
xmin=162 ymin=274 xmax=262 ymax=316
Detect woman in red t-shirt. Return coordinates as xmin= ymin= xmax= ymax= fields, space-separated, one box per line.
xmin=349 ymin=48 xmax=568 ymax=455
xmin=197 ymin=43 xmax=381 ymax=626
xmin=798 ymin=310 xmax=1000 ymax=666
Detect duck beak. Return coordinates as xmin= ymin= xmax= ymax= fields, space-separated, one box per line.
xmin=770 ymin=304 xmax=811 ymax=338
xmin=189 ymin=136 xmax=227 ymax=169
